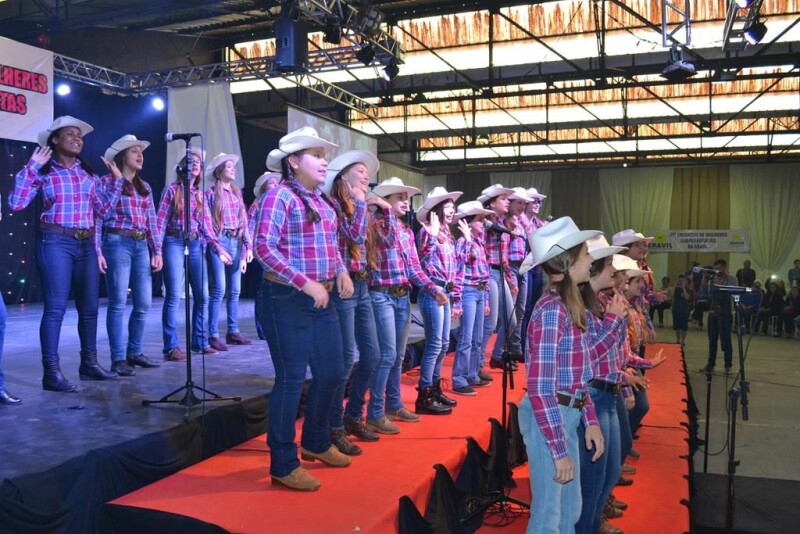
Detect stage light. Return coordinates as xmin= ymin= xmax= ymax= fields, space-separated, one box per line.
xmin=735 ymin=0 xmax=755 ymax=8
xmin=323 ymin=19 xmax=341 ymax=44
xmin=355 ymin=44 xmax=375 ymax=66
xmin=744 ymin=22 xmax=767 ymax=45
xmin=381 ymin=60 xmax=399 ymax=81
xmin=152 ymin=96 xmax=165 ymax=111
xmin=56 ymin=83 xmax=71 ymax=96
xmin=360 ymin=5 xmax=384 ymax=37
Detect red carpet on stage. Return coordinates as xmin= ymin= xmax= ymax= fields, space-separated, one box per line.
xmin=479 ymin=342 xmax=690 ymax=534
xmin=110 ymin=355 xmax=527 ymax=533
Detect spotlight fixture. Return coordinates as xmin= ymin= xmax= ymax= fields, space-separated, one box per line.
xmin=323 ymin=18 xmax=341 ymax=44
xmin=735 ymin=0 xmax=755 ymax=8
xmin=355 ymin=44 xmax=375 ymax=66
xmin=360 ymin=5 xmax=384 ymax=37
xmin=381 ymin=60 xmax=399 ymax=81
xmin=152 ymin=96 xmax=165 ymax=111
xmin=55 ymin=83 xmax=71 ymax=96
xmin=660 ymin=47 xmax=696 ymax=81
xmin=744 ymin=21 xmax=767 ymax=45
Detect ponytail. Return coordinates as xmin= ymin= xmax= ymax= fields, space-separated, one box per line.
xmin=542 ymin=243 xmax=587 ymax=330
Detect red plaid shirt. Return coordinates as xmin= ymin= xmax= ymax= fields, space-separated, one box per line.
xmin=94 ymin=174 xmax=161 ymax=256
xmin=155 ymin=182 xmax=222 ymax=255
xmin=205 ymin=187 xmax=252 ymax=256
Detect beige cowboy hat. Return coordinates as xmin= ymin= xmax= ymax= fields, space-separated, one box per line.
xmin=322 ymin=150 xmax=380 ymax=196
xmin=266 ymin=126 xmax=338 ymax=172
xmin=103 ymin=134 xmax=150 ymax=162
xmin=453 ymin=200 xmax=494 ymax=220
xmin=253 ymin=171 xmax=281 ymax=198
xmin=372 ymin=177 xmax=421 ymax=198
xmin=477 ymin=183 xmax=515 ymax=204
xmin=509 ymin=187 xmax=535 ymax=203
xmin=519 ymin=216 xmax=601 ymax=275
xmin=38 ymin=115 xmax=93 ymax=147
xmin=612 ymin=228 xmax=654 ymax=247
xmin=205 ymin=152 xmax=240 ymax=180
xmin=527 ymin=187 xmax=547 ymax=200
xmin=416 ymin=187 xmax=463 ymax=223
xmin=587 ymin=235 xmax=627 ymax=261
xmin=612 ymin=254 xmax=651 ymax=278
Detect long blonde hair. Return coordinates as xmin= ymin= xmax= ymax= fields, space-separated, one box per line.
xmin=330 ymin=165 xmax=377 ymax=269
xmin=542 ymin=243 xmax=587 ymax=330
xmin=211 ymin=164 xmax=247 ymax=232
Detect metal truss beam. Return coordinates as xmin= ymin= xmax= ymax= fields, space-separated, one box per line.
xmin=722 ymin=0 xmax=764 ymax=51
xmin=662 ymin=0 xmax=691 ymax=48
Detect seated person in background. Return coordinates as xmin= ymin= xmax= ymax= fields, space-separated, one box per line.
xmin=783 ymin=286 xmax=800 ymax=338
xmin=737 ymin=286 xmax=763 ymax=335
xmin=756 ymin=283 xmax=786 ymax=336
xmin=736 ymin=260 xmax=756 ymax=288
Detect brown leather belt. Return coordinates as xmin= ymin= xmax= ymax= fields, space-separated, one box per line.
xmin=588 ymin=379 xmax=622 ymax=395
xmin=350 ymin=270 xmax=369 ymax=283
xmin=166 ymin=229 xmax=199 ymax=240
xmin=435 ymin=280 xmax=455 ymax=293
xmin=264 ymin=273 xmax=334 ymax=292
xmin=556 ymin=392 xmax=587 ymax=410
xmin=509 ymin=260 xmax=523 ymax=268
xmin=222 ymin=229 xmax=242 ymax=238
xmin=40 ymin=222 xmax=92 ymax=240
xmin=105 ymin=227 xmax=146 ymax=240
xmin=469 ymin=281 xmax=488 ymax=291
xmin=369 ymin=284 xmax=410 ymax=297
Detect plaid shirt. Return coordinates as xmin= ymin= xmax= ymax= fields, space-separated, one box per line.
xmin=331 ymin=198 xmax=369 ymax=273
xmin=526 ymin=292 xmax=602 ymax=461
xmin=156 ymin=182 xmax=222 ymax=255
xmin=205 ymin=187 xmax=252 ymax=256
xmin=484 ymin=230 xmax=517 ymax=290
xmin=10 ymin=159 xmax=122 ymax=228
xmin=254 ymin=184 xmax=344 ymax=290
xmin=454 ymin=234 xmax=490 ymax=310
xmin=247 ymin=200 xmax=260 ymax=248
xmin=368 ymin=214 xmax=437 ymax=297
xmin=502 ymin=215 xmax=528 ymax=263
xmin=94 ymin=174 xmax=161 ymax=256
xmin=418 ymin=227 xmax=459 ymax=297
xmin=585 ymin=294 xmax=627 ymax=385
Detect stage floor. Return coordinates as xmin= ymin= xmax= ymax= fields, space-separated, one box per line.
xmin=0 ymin=298 xmax=432 ymax=482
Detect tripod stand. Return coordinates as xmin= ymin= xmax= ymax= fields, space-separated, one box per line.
xmin=143 ymin=139 xmax=240 ymax=418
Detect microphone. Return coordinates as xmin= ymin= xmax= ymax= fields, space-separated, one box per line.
xmin=714 ymin=285 xmax=753 ymax=294
xmin=367 ymin=182 xmax=379 ymax=189
xmin=693 ymin=266 xmax=721 ymax=275
xmin=546 ymin=215 xmax=554 ymax=222
xmin=165 ymin=132 xmax=202 ymax=142
xmin=484 ymin=220 xmax=514 ymax=235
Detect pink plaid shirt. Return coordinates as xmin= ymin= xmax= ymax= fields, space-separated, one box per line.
xmin=417 ymin=227 xmax=460 ymax=296
xmin=205 ymin=187 xmax=252 ymax=255
xmin=155 ymin=182 xmax=222 ymax=255
xmin=331 ymin=198 xmax=369 ymax=273
xmin=368 ymin=214 xmax=437 ymax=296
xmin=454 ymin=235 xmax=490 ymax=310
xmin=484 ymin=230 xmax=517 ymax=289
xmin=94 ymin=174 xmax=161 ymax=256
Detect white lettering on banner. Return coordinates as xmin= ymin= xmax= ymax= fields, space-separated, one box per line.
xmin=647 ymin=230 xmax=750 ymax=253
xmin=0 ymin=37 xmax=54 ymax=143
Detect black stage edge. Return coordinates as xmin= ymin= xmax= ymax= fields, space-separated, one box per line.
xmin=691 ymin=473 xmax=800 ymax=534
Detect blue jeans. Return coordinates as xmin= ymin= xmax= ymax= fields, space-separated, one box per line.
xmin=102 ymin=233 xmax=152 ymax=362
xmin=493 ymin=265 xmax=525 ymax=358
xmin=208 ymin=234 xmax=242 ymax=337
xmin=331 ymin=280 xmax=380 ymax=427
xmin=708 ymin=311 xmax=733 ymax=368
xmin=518 ymin=395 xmax=583 ymax=534
xmin=0 ymin=296 xmax=6 ymax=390
xmin=37 ymin=231 xmax=99 ymax=361
xmin=576 ymin=389 xmax=621 ymax=534
xmin=252 ymin=262 xmax=265 ymax=339
xmin=488 ymin=269 xmax=518 ymax=363
xmin=259 ymin=280 xmax=343 ymax=477
xmin=481 ymin=269 xmax=500 ymax=366
xmin=617 ymin=394 xmax=633 ymax=463
xmin=452 ymin=286 xmax=485 ymax=388
xmin=418 ymin=290 xmax=451 ymax=388
xmin=368 ymin=290 xmax=410 ymax=420
xmin=521 ymin=266 xmax=545 ymax=355
xmin=628 ymin=372 xmax=650 ymax=433
xmin=161 ymin=235 xmax=210 ymax=352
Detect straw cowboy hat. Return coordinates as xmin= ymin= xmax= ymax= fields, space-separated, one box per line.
xmin=38 ymin=115 xmax=93 ymax=147
xmin=205 ymin=152 xmax=240 ymax=180
xmin=253 ymin=171 xmax=281 ymax=198
xmin=371 ymin=177 xmax=421 ymax=198
xmin=527 ymin=187 xmax=547 ymax=200
xmin=612 ymin=254 xmax=651 ymax=278
xmin=519 ymin=216 xmax=601 ymax=275
xmin=103 ymin=134 xmax=149 ymax=162
xmin=477 ymin=184 xmax=515 ymax=204
xmin=587 ymin=234 xmax=627 ymax=261
xmin=266 ymin=126 xmax=338 ymax=172
xmin=416 ymin=187 xmax=463 ymax=223
xmin=453 ymin=200 xmax=494 ymax=220
xmin=612 ymin=228 xmax=654 ymax=247
xmin=508 ymin=187 xmax=535 ymax=203
xmin=322 ymin=150 xmax=380 ymax=196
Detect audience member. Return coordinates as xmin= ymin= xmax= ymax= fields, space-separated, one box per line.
xmin=735 ymin=260 xmax=756 ymax=288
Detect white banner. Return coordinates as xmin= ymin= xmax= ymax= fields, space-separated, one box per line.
xmin=648 ymin=229 xmax=750 ymax=253
xmin=0 ymin=38 xmax=54 ymax=143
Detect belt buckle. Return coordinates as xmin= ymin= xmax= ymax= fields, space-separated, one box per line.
xmin=477 ymin=282 xmax=487 ymax=291
xmin=390 ymin=285 xmax=408 ymax=298
xmin=353 ymin=270 xmax=368 ymax=283
xmin=132 ymin=230 xmax=145 ymax=240
xmin=322 ymin=280 xmax=335 ymax=292
xmin=612 ymin=383 xmax=621 ymax=395
xmin=74 ymin=229 xmax=90 ymax=240
xmin=445 ymin=281 xmax=455 ymax=293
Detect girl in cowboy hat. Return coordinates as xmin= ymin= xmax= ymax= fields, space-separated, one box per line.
xmin=322 ymin=150 xmax=389 ymax=454
xmin=9 ymin=115 xmax=125 ymax=392
xmin=156 ymin=148 xmax=233 ymax=361
xmin=450 ymin=201 xmax=494 ymax=396
xmin=364 ymin=178 xmax=448 ymax=435
xmin=96 ymin=134 xmax=163 ymax=377
xmin=248 ymin=171 xmax=281 ymax=341
xmin=517 ymin=216 xmax=612 ymax=534
xmin=205 ymin=152 xmax=253 ymax=352
xmin=415 ymin=186 xmax=465 ymax=414
xmin=254 ymin=127 xmax=355 ymax=492
xmin=521 ymin=187 xmax=549 ymax=355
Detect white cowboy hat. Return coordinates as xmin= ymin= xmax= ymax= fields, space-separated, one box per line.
xmin=453 ymin=200 xmax=494 ymax=220
xmin=372 ymin=177 xmax=421 ymax=198
xmin=266 ymin=126 xmax=338 ymax=172
xmin=205 ymin=152 xmax=240 ymax=180
xmin=104 ymin=134 xmax=149 ymax=162
xmin=527 ymin=187 xmax=547 ymax=200
xmin=175 ymin=147 xmax=206 ymax=166
xmin=509 ymin=187 xmax=535 ymax=203
xmin=38 ymin=115 xmax=93 ymax=147
xmin=253 ymin=171 xmax=281 ymax=198
xmin=612 ymin=228 xmax=654 ymax=247
xmin=477 ymin=183 xmax=515 ymax=204
xmin=612 ymin=254 xmax=651 ymax=278
xmin=587 ymin=235 xmax=627 ymax=261
xmin=322 ymin=150 xmax=380 ymax=196
xmin=519 ymin=216 xmax=601 ymax=275
xmin=416 ymin=187 xmax=463 ymax=223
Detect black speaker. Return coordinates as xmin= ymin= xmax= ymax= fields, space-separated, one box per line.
xmin=275 ymin=14 xmax=308 ymax=73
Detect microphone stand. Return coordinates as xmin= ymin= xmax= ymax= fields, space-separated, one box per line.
xmin=701 ymin=275 xmax=717 ymax=473
xmin=143 ymin=140 xmax=240 ymax=419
